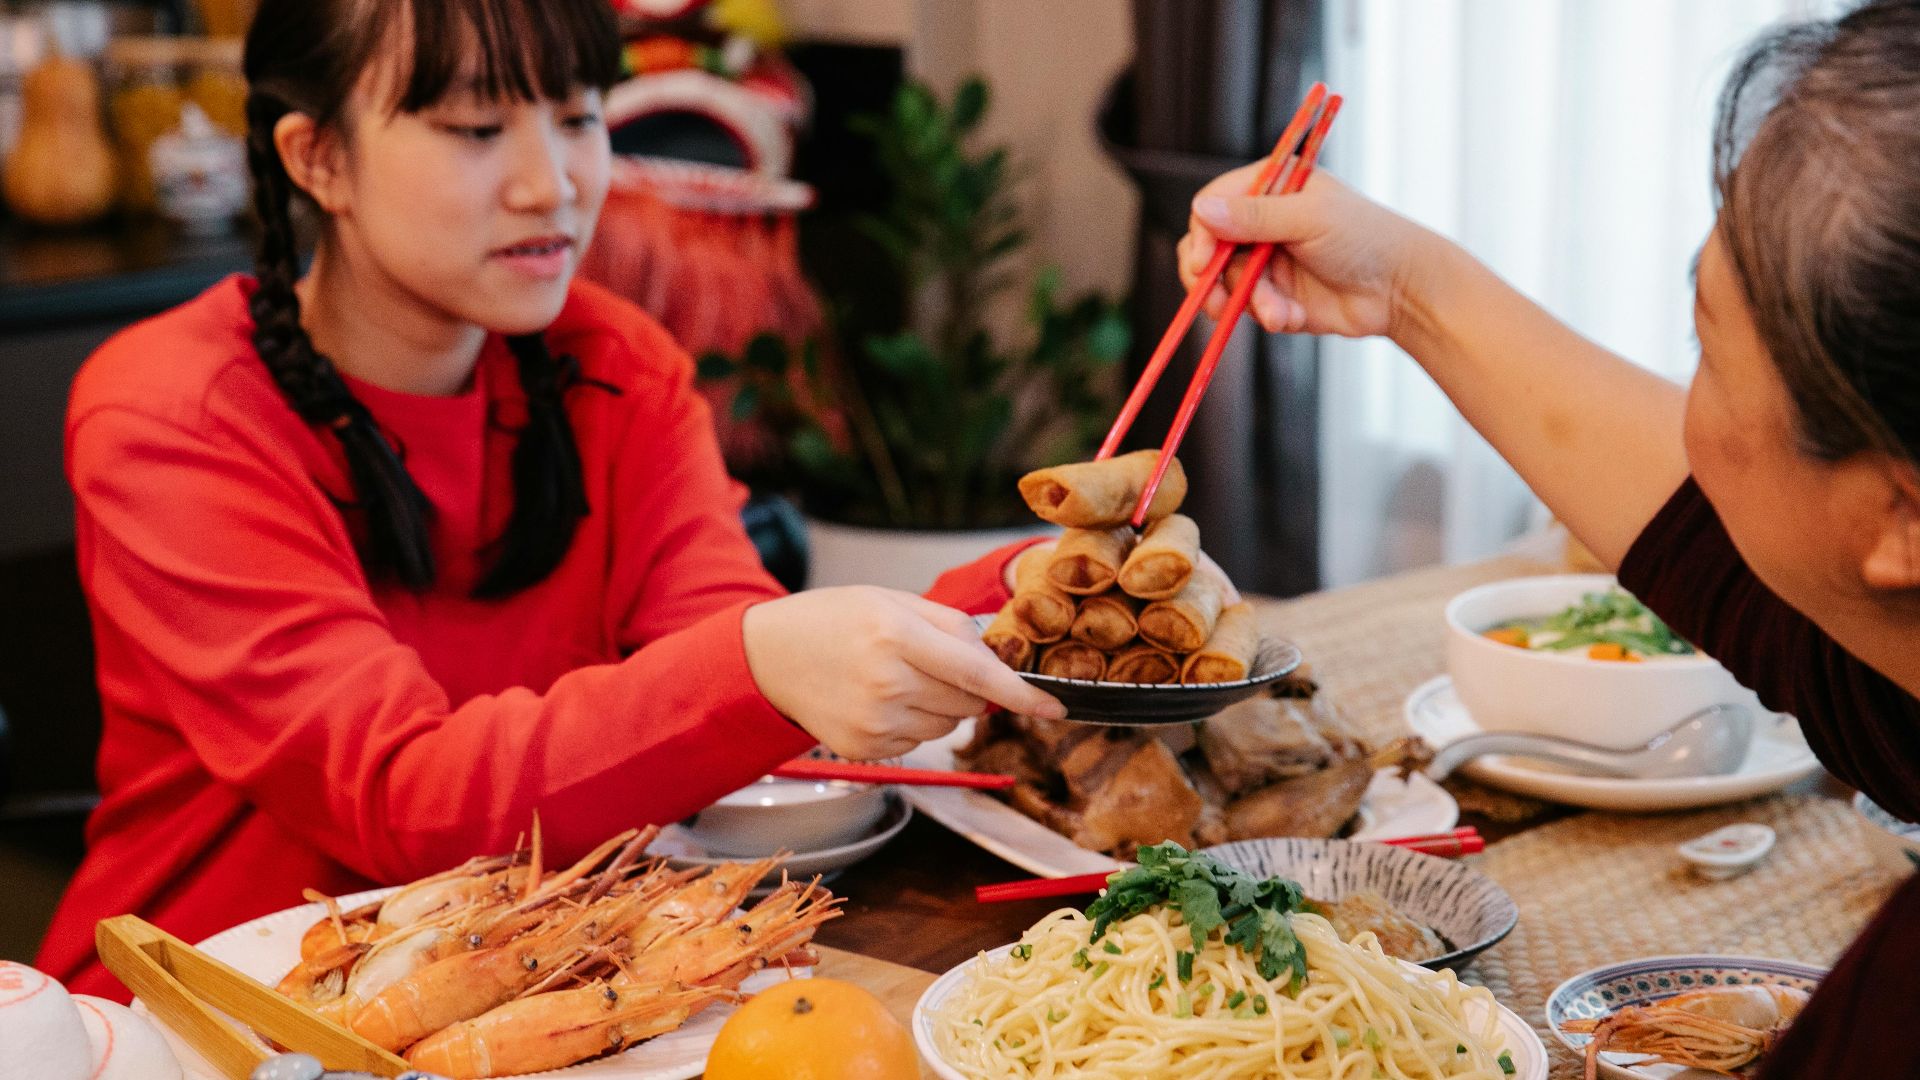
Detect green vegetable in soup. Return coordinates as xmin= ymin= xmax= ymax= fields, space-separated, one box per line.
xmin=1485 ymin=588 xmax=1695 ymax=659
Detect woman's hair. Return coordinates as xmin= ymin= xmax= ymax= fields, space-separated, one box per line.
xmin=242 ymin=0 xmax=619 ymax=597
xmin=1713 ymin=0 xmax=1920 ymax=466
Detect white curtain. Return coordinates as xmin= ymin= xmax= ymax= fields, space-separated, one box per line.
xmin=1315 ymin=0 xmax=1841 ymax=587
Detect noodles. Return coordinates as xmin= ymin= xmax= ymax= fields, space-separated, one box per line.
xmin=934 ymin=909 xmax=1511 ymax=1080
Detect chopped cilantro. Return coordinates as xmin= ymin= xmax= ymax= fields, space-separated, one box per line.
xmin=1084 ymin=842 xmax=1310 ymax=991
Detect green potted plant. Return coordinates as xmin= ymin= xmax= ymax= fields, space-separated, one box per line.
xmin=699 ymin=76 xmax=1131 ymax=590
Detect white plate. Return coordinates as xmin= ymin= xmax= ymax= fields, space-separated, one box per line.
xmin=912 ymin=944 xmax=1547 ymax=1080
xmin=647 ymin=793 xmax=914 ymax=894
xmin=900 ymin=719 xmax=1459 ymax=878
xmin=138 ymin=886 xmax=809 ymax=1080
xmin=1406 ymin=676 xmax=1821 ymax=812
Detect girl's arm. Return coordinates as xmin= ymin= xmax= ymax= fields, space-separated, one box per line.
xmin=1183 ymin=168 xmax=1689 ymax=568
xmin=71 ymin=406 xmax=814 ymax=883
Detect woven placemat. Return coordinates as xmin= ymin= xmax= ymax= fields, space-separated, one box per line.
xmin=1252 ymin=556 xmax=1558 ymax=748
xmin=1464 ymin=794 xmax=1907 ymax=1078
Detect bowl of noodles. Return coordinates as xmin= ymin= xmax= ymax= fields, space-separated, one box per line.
xmin=913 ymin=844 xmax=1545 ymax=1080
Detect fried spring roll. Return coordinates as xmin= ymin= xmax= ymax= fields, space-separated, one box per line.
xmin=1138 ymin=573 xmax=1227 ymax=653
xmin=1018 ymin=450 xmax=1188 ymax=528
xmin=1106 ymin=643 xmax=1182 ymax=684
xmin=982 ymin=603 xmax=1035 ymax=671
xmin=1037 ymin=641 xmax=1109 ymax=681
xmin=1047 ymin=527 xmax=1135 ymax=596
xmin=1180 ymin=601 xmax=1260 ymax=683
xmin=1011 ymin=546 xmax=1075 ymax=643
xmin=1069 ymin=593 xmax=1138 ymax=651
xmin=1117 ymin=513 xmax=1200 ymax=600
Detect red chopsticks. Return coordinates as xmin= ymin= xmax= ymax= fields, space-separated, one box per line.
xmin=1096 ymin=85 xmax=1344 ymax=528
xmin=973 ymin=827 xmax=1483 ymax=904
xmin=769 ymin=759 xmax=1017 ymax=790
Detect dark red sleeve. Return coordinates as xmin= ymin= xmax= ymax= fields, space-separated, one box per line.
xmin=1618 ymin=478 xmax=1920 ymax=821
xmin=1756 ymin=873 xmax=1920 ymax=1080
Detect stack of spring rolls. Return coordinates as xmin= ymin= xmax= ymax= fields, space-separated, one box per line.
xmin=982 ymin=450 xmax=1261 ymax=684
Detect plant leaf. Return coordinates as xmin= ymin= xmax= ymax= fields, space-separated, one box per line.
xmin=696 ymin=353 xmax=737 ymax=381
xmin=951 ymin=77 xmax=989 ymax=132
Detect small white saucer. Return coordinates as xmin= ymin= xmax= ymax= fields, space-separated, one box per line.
xmin=1405 ymin=676 xmax=1820 ymax=812
xmin=647 ymin=792 xmax=913 ymax=895
xmin=1677 ymin=823 xmax=1776 ymax=879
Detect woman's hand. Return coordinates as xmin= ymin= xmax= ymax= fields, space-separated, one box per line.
xmin=1178 ymin=166 xmax=1442 ymax=340
xmin=742 ymin=586 xmax=1066 ymax=760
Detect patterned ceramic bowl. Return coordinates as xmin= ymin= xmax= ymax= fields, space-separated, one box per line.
xmin=1201 ymin=837 xmax=1518 ymax=971
xmin=1546 ymin=955 xmax=1825 ymax=1079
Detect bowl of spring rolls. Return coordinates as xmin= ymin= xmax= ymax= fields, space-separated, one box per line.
xmin=978 ymin=451 xmax=1303 ymax=725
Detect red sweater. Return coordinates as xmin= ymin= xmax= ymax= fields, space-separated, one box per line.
xmin=37 ymin=276 xmax=1019 ymax=999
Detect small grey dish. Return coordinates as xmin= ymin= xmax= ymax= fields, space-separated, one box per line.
xmin=973 ymin=615 xmax=1305 ymax=725
xmin=1202 ymin=837 xmax=1519 ymax=972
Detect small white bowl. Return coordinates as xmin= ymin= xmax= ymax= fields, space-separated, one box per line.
xmin=1852 ymin=791 xmax=1920 ymax=876
xmin=1445 ymin=574 xmax=1759 ymax=751
xmin=681 ymin=775 xmax=890 ymax=858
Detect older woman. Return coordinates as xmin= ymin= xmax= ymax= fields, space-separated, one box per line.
xmin=1182 ymin=3 xmax=1920 ymax=1075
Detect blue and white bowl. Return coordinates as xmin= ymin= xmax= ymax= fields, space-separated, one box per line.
xmin=1852 ymin=791 xmax=1920 ymax=877
xmin=1201 ymin=837 xmax=1518 ymax=971
xmin=1546 ymin=955 xmax=1825 ymax=1079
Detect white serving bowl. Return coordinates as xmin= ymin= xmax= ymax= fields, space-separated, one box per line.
xmin=1852 ymin=791 xmax=1920 ymax=876
xmin=1445 ymin=574 xmax=1759 ymax=751
xmin=681 ymin=775 xmax=890 ymax=857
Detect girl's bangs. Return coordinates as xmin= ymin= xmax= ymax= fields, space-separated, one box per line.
xmin=381 ymin=0 xmax=621 ymax=111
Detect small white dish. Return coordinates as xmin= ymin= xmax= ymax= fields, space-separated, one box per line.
xmin=1852 ymin=791 xmax=1920 ymax=876
xmin=899 ymin=718 xmax=1459 ymax=879
xmin=913 ymin=945 xmax=1547 ymax=1080
xmin=1446 ymin=575 xmax=1760 ymax=750
xmin=650 ymin=792 xmax=913 ymax=895
xmin=1676 ymin=823 xmax=1775 ymax=879
xmin=1406 ymin=675 xmax=1820 ymax=812
xmin=681 ymin=774 xmax=890 ymax=857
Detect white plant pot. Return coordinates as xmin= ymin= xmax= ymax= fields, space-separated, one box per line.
xmin=804 ymin=517 xmax=1055 ymax=594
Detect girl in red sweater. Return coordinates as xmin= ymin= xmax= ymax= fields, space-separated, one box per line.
xmin=38 ymin=0 xmax=1061 ymax=998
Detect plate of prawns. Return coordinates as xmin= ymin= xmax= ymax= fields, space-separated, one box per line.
xmin=138 ymin=823 xmax=842 ymax=1079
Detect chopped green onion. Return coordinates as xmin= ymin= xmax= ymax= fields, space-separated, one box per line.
xmin=1091 ymin=961 xmax=1110 ymax=978
xmin=1226 ymin=990 xmax=1247 ymax=1009
xmin=1174 ymin=990 xmax=1193 ymax=1018
xmin=1103 ymin=940 xmax=1122 ymax=955
xmin=1456 ymin=1044 xmax=1466 ymax=1053
xmin=1363 ymin=1027 xmax=1383 ymax=1051
xmin=1253 ymin=995 xmax=1269 ymax=1015
xmin=1176 ymin=951 xmax=1194 ymax=982
xmin=1332 ymin=1027 xmax=1351 ymax=1049
xmin=1047 ymin=1008 xmax=1066 ymax=1024
xmin=1498 ymin=1050 xmax=1516 ymax=1075
xmin=1070 ymin=949 xmax=1089 ymax=970
xmin=1194 ymin=982 xmax=1215 ymax=1000
xmin=1232 ymin=1004 xmax=1255 ymax=1019
xmin=1011 ymin=944 xmax=1032 ymax=961
xmin=1148 ymin=972 xmax=1166 ymax=991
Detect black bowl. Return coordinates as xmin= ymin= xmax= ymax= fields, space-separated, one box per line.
xmin=979 ymin=612 xmax=1305 ymax=725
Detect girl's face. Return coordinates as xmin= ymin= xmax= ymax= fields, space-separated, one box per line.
xmin=1683 ymin=229 xmax=1900 ymax=618
xmin=318 ymin=66 xmax=611 ymax=337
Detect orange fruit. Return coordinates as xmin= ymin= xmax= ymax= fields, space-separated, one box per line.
xmin=705 ymin=977 xmax=921 ymax=1080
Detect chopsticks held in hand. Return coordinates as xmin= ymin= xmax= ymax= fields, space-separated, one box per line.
xmin=1096 ymin=84 xmax=1344 ymax=528
xmin=771 ymin=758 xmax=1017 ymax=790
xmin=973 ymin=828 xmax=1483 ymax=904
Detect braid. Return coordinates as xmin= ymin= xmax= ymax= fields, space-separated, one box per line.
xmin=245 ymin=91 xmax=437 ymax=588
xmin=472 ymin=333 xmax=594 ymax=598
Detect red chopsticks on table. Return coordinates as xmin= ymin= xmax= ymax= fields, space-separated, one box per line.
xmin=972 ymin=828 xmax=1484 ymax=904
xmin=770 ymin=759 xmax=1017 ymax=790
xmin=1096 ymin=83 xmax=1344 ymax=528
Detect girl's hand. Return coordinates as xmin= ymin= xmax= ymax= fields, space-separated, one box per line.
xmin=1178 ymin=166 xmax=1442 ymax=340
xmin=742 ymin=587 xmax=1066 ymax=760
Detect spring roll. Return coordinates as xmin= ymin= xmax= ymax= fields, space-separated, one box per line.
xmin=1138 ymin=573 xmax=1227 ymax=653
xmin=1018 ymin=450 xmax=1188 ymax=528
xmin=1047 ymin=527 xmax=1135 ymax=596
xmin=1106 ymin=643 xmax=1182 ymax=685
xmin=1069 ymin=593 xmax=1138 ymax=651
xmin=1011 ymin=546 xmax=1075 ymax=643
xmin=1180 ymin=602 xmax=1260 ymax=683
xmin=1117 ymin=513 xmax=1200 ymax=600
xmin=1037 ymin=641 xmax=1109 ymax=681
xmin=982 ymin=603 xmax=1035 ymax=672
